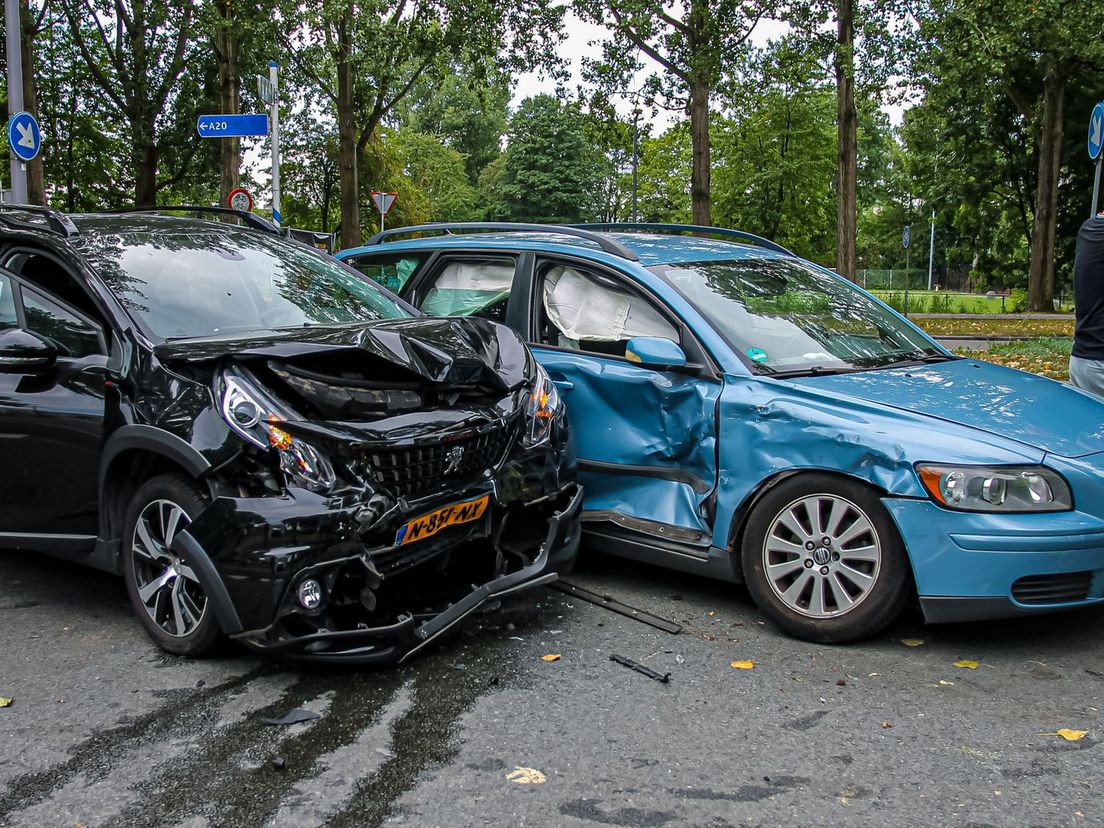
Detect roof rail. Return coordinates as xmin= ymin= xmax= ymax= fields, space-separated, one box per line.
xmin=363 ymin=222 xmax=640 ymax=261
xmin=0 ymin=204 xmax=80 ymax=237
xmin=570 ymin=223 xmax=798 ymax=258
xmin=102 ymin=206 xmax=281 ymax=235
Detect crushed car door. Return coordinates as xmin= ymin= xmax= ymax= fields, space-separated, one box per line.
xmin=528 ymin=258 xmax=721 ymax=546
xmin=0 ymin=265 xmax=107 ymax=537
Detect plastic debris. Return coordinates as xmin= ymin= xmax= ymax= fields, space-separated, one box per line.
xmin=507 ymin=766 xmax=546 ymax=784
xmin=609 ymin=653 xmax=671 ymax=683
xmin=541 ymin=654 xmax=561 ymax=662
xmin=271 ymin=756 xmax=287 ymax=771
xmin=263 ymin=708 xmax=322 ymax=726
xmin=730 ymin=660 xmax=755 ymax=670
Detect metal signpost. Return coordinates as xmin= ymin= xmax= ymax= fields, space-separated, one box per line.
xmin=1089 ymin=101 xmax=1104 ymax=217
xmin=927 ymin=210 xmax=936 ymax=290
xmin=268 ymin=63 xmax=281 ymax=227
xmin=5 ymin=0 xmax=28 ymax=203
xmin=902 ymin=224 xmax=911 ymax=317
xmin=371 ymin=191 xmax=398 ymax=231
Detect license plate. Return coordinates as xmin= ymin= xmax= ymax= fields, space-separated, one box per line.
xmin=395 ymin=494 xmax=490 ymax=546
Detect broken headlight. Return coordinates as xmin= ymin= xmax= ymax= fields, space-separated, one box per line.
xmin=219 ymin=366 xmax=336 ymax=493
xmin=524 ymin=362 xmax=562 ymax=446
xmin=916 ymin=464 xmax=1072 ymax=512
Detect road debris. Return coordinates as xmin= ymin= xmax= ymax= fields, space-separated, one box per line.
xmin=0 ymin=697 xmax=11 ymax=708
xmin=882 ymin=721 xmax=893 ymax=728
xmin=271 ymin=756 xmax=287 ymax=771
xmin=506 ymin=766 xmax=547 ymax=784
xmin=730 ymin=660 xmax=755 ymax=670
xmin=609 ymin=653 xmax=671 ymax=683
xmin=547 ymin=581 xmax=682 ymax=634
xmin=541 ymin=654 xmax=561 ymax=662
xmin=263 ymin=708 xmax=322 ymax=726
xmin=901 ymin=638 xmax=925 ymax=647
xmin=1042 ymin=728 xmax=1089 ymax=742
xmin=954 ymin=659 xmax=979 ymax=669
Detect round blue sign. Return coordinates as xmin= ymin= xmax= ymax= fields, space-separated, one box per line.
xmin=7 ymin=112 xmax=40 ymax=162
xmin=1089 ymin=101 xmax=1104 ymax=161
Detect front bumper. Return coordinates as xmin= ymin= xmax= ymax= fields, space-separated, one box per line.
xmin=883 ymin=497 xmax=1104 ymax=623
xmin=171 ymin=483 xmax=582 ymax=664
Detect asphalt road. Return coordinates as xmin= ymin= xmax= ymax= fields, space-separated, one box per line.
xmin=2 ymin=545 xmax=1103 ymax=827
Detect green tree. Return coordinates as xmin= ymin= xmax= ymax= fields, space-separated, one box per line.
xmin=490 ymin=95 xmax=602 ymax=223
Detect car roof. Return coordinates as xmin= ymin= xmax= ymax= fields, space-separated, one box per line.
xmin=340 ymin=230 xmax=791 ymax=268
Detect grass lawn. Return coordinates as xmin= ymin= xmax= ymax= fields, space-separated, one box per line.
xmin=914 ymin=316 xmax=1074 ymax=337
xmin=954 ymin=337 xmax=1072 ymax=381
xmin=869 ymin=290 xmax=1013 ymax=314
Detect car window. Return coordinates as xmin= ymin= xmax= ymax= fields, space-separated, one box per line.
xmin=0 ymin=273 xmax=16 ymax=330
xmin=419 ymin=259 xmax=515 ymax=323
xmin=21 ymin=285 xmax=104 ymax=358
xmin=346 ymin=253 xmax=427 ymax=293
xmin=537 ymin=263 xmax=679 ymax=357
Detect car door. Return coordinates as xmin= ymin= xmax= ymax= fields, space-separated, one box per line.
xmin=524 ymin=257 xmax=721 ymax=546
xmin=0 ymin=268 xmax=107 ymax=539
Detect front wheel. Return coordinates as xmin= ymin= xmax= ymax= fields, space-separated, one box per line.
xmin=122 ymin=474 xmax=221 ymax=657
xmin=741 ymin=474 xmax=911 ymax=644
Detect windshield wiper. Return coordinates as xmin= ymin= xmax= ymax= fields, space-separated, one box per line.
xmin=870 ymin=352 xmax=956 ymax=370
xmin=766 ymin=365 xmax=860 ymax=379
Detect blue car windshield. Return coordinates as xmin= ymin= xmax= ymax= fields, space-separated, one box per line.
xmin=76 ymin=227 xmax=411 ymax=340
xmin=652 ymin=258 xmax=944 ymax=374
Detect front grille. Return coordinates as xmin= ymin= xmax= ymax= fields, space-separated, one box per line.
xmin=358 ymin=421 xmax=514 ymax=500
xmin=1011 ymin=571 xmax=1093 ymax=605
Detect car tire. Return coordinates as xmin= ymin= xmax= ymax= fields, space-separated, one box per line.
xmin=122 ymin=474 xmax=221 ymax=657
xmin=741 ymin=474 xmax=911 ymax=644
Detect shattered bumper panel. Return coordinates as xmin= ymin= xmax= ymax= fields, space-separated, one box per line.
xmin=171 ymin=483 xmax=582 ymax=666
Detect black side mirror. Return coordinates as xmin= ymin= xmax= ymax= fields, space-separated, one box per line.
xmin=0 ymin=328 xmax=57 ymax=373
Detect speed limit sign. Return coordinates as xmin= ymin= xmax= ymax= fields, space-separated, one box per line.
xmin=227 ymin=187 xmax=253 ymax=212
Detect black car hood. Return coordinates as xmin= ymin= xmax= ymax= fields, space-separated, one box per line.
xmin=153 ymin=317 xmax=530 ymax=390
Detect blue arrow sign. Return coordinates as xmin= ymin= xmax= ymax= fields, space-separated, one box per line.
xmin=1089 ymin=102 xmax=1104 ymax=161
xmin=7 ymin=112 xmax=40 ymax=162
xmin=196 ymin=113 xmax=269 ymax=138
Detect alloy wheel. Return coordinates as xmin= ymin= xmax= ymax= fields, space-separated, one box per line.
xmin=130 ymin=499 xmax=207 ymax=638
xmin=762 ymin=493 xmax=882 ymax=619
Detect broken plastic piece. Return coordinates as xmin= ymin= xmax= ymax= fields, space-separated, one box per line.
xmin=609 ymin=653 xmax=671 ymax=683
xmin=263 ymin=708 xmax=322 ymax=726
xmin=272 ymin=756 xmax=287 ymax=771
xmin=549 ymin=581 xmax=682 ymax=634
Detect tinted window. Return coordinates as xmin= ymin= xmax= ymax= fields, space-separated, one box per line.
xmin=75 ymin=227 xmax=411 ymax=340
xmin=347 ymin=254 xmax=426 ymax=293
xmin=22 ymin=286 xmax=103 ymax=358
xmin=0 ymin=273 xmax=16 ymax=330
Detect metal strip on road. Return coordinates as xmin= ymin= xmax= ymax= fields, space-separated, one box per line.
xmin=548 ymin=580 xmax=682 ymax=634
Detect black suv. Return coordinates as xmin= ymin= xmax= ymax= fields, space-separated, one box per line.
xmin=0 ymin=207 xmax=580 ymax=664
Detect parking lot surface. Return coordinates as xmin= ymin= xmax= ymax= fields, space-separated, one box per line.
xmin=1 ymin=547 xmax=1102 ymax=827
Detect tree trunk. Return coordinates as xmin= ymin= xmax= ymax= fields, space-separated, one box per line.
xmin=688 ymin=77 xmax=711 ymax=226
xmin=214 ymin=0 xmax=240 ymax=213
xmin=20 ymin=1 xmax=43 ymax=205
xmin=335 ymin=19 xmax=360 ymax=249
xmin=835 ymin=0 xmax=857 ymax=280
xmin=135 ymin=130 xmax=158 ymax=207
xmin=1027 ymin=69 xmax=1064 ymax=312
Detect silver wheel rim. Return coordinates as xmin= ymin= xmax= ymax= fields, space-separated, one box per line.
xmin=762 ymin=493 xmax=882 ymax=619
xmin=130 ymin=499 xmax=207 ymax=638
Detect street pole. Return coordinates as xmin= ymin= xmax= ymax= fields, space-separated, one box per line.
xmin=380 ymin=210 xmax=385 ymax=233
xmin=5 ymin=0 xmax=26 ymax=204
xmin=631 ymin=107 xmax=640 ymax=222
xmin=269 ymin=61 xmax=281 ymax=227
xmin=1092 ymin=157 xmax=1102 ymax=218
xmin=904 ymin=245 xmax=910 ymax=317
xmin=927 ymin=209 xmax=936 ymax=290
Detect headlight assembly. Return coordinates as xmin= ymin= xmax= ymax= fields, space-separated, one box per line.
xmin=219 ymin=366 xmax=336 ymax=493
xmin=916 ymin=464 xmax=1072 ymax=513
xmin=524 ymin=362 xmax=562 ymax=446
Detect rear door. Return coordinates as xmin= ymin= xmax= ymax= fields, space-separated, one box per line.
xmin=525 ymin=256 xmax=721 ymax=546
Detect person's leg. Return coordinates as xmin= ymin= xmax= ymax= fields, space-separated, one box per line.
xmin=1069 ymin=355 xmax=1104 ymax=397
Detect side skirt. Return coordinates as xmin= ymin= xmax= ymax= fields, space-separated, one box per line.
xmin=581 ymin=523 xmax=741 ymax=584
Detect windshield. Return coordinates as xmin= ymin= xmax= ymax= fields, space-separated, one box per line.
xmin=76 ymin=226 xmax=410 ymax=339
xmin=653 ymin=258 xmax=946 ymax=374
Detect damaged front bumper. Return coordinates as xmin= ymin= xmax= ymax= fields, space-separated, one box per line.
xmin=170 ymin=482 xmax=582 ymax=665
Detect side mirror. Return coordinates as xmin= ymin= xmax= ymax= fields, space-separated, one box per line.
xmin=0 ymin=328 xmax=57 ymax=373
xmin=625 ymin=336 xmax=687 ymax=369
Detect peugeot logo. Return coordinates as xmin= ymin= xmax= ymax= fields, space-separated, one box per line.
xmin=444 ymin=446 xmax=465 ymax=475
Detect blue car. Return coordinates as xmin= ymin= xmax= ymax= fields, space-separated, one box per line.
xmin=338 ymin=222 xmax=1104 ymax=643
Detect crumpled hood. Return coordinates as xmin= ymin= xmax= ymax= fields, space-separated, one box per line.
xmin=153 ymin=317 xmax=530 ymax=390
xmin=786 ymin=358 xmax=1104 ymax=458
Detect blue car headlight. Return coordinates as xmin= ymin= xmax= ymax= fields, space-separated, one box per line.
xmin=219 ymin=366 xmax=336 ymax=493
xmin=916 ymin=464 xmax=1072 ymax=512
xmin=523 ymin=363 xmax=562 ymax=446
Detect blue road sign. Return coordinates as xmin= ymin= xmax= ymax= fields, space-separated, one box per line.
xmin=7 ymin=112 xmax=41 ymax=162
xmin=196 ymin=114 xmax=269 ymax=138
xmin=1089 ymin=102 xmax=1104 ymax=161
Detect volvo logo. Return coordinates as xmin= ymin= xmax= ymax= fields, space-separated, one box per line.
xmin=444 ymin=446 xmax=465 ymax=474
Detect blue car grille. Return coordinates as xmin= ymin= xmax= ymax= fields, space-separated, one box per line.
xmin=1011 ymin=571 xmax=1093 ymax=605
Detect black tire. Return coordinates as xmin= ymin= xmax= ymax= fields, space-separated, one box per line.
xmin=741 ymin=473 xmax=911 ymax=644
xmin=121 ymin=473 xmax=221 ymax=657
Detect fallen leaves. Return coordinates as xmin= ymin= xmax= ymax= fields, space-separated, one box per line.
xmin=0 ymin=697 xmax=11 ymax=708
xmin=730 ymin=660 xmax=755 ymax=670
xmin=954 ymin=659 xmax=979 ymax=669
xmin=506 ymin=766 xmax=547 ymax=784
xmin=881 ymin=721 xmax=893 ymax=729
xmin=1050 ymin=729 xmax=1089 ymax=742
xmin=901 ymin=638 xmax=925 ymax=647
xmin=540 ymin=654 xmax=561 ymax=662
